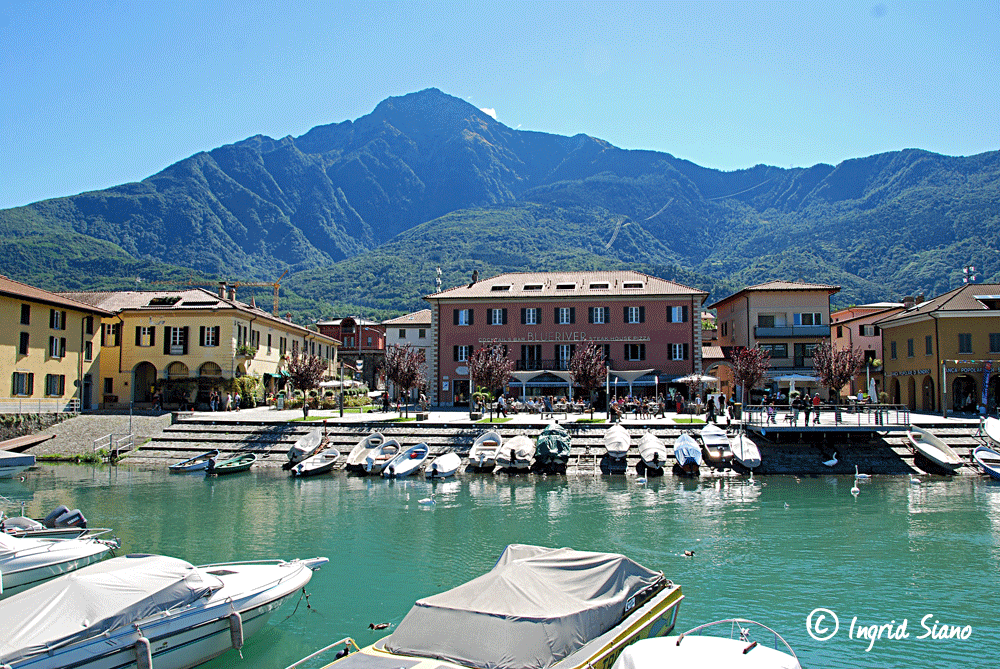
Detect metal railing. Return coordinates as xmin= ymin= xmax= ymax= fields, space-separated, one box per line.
xmin=743 ymin=403 xmax=911 ymax=428
xmin=0 ymin=398 xmax=80 ymax=414
xmin=93 ymin=433 xmax=135 ymax=454
xmin=754 ymin=325 xmax=830 ymax=338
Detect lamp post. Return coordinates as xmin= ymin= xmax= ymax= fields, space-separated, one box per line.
xmin=339 ymin=360 xmax=344 ymax=417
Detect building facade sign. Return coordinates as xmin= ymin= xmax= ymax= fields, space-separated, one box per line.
xmin=887 ymin=369 xmax=931 ymax=377
xmin=478 ymin=332 xmax=651 ymax=344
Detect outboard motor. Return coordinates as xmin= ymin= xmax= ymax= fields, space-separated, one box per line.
xmin=43 ymin=505 xmax=70 ymax=528
xmin=54 ymin=508 xmax=88 ymax=528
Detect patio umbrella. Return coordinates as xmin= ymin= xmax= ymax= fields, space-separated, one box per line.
xmin=774 ymin=374 xmax=818 ymax=396
xmin=869 ymin=377 xmax=878 ymax=402
xmin=676 ymin=373 xmax=719 ymax=384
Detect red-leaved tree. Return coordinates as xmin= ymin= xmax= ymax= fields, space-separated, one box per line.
xmin=384 ymin=344 xmax=426 ymax=417
xmin=285 ymin=350 xmax=328 ymax=417
xmin=731 ymin=345 xmax=771 ymax=404
xmin=468 ymin=344 xmax=514 ymax=420
xmin=812 ymin=341 xmax=864 ymax=403
xmin=569 ymin=342 xmax=607 ymax=416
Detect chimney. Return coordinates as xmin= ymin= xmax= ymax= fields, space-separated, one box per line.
xmin=915 ymin=294 xmax=925 ymax=304
xmin=903 ymin=296 xmax=914 ymax=309
xmin=218 ymin=282 xmax=227 ymax=299
xmin=285 ymin=312 xmax=293 ymax=322
xmin=228 ymin=287 xmax=236 ymax=301
xmin=249 ymin=296 xmax=256 ymax=308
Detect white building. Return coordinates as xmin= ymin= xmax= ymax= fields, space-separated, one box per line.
xmin=383 ymin=309 xmax=432 ymax=398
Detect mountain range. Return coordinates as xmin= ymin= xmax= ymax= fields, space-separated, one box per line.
xmin=2 ymin=87 xmax=998 ymax=322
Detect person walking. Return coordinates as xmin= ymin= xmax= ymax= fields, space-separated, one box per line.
xmin=812 ymin=393 xmax=822 ymax=425
xmin=705 ymin=397 xmax=716 ymax=423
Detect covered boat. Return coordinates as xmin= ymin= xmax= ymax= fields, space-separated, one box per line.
xmin=0 ymin=532 xmax=119 ymax=599
xmin=346 ymin=433 xmax=386 ymax=472
xmin=673 ymin=433 xmax=702 ymax=476
xmin=536 ymin=424 xmax=571 ymax=472
xmin=313 ymin=544 xmax=682 ymax=669
xmin=638 ymin=434 xmax=667 ymax=471
xmin=731 ymin=434 xmax=762 ymax=470
xmin=469 ymin=432 xmax=502 ymax=469
xmin=383 ymin=443 xmax=430 ymax=478
xmin=285 ymin=429 xmax=323 ymax=469
xmin=496 ymin=435 xmax=535 ymax=471
xmin=0 ymin=553 xmax=328 ymax=669
xmin=426 ymin=452 xmax=461 ymax=478
xmin=602 ymin=424 xmax=631 ymax=459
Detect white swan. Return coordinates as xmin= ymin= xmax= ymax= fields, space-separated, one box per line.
xmin=909 ymin=475 xmax=921 ymax=485
xmin=854 ymin=465 xmax=870 ymax=479
xmin=418 ymin=493 xmax=436 ymax=505
xmin=822 ymin=452 xmax=838 ymax=467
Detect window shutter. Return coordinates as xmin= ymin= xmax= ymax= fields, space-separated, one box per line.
xmin=162 ymin=327 xmax=169 ymax=354
xmin=602 ymin=307 xmax=609 ymax=323
xmin=469 ymin=309 xmax=474 ymax=325
xmin=555 ymin=308 xmax=561 ymax=323
xmin=623 ymin=306 xmax=629 ymax=322
xmin=62 ymin=312 xmax=67 ymax=330
xmin=683 ymin=343 xmax=689 ymax=360
xmin=199 ymin=326 xmax=206 ymax=347
xmin=101 ymin=325 xmax=105 ymax=346
xmin=27 ymin=373 xmax=34 ymax=395
xmin=453 ymin=310 xmax=459 ymax=325
xmin=682 ymin=305 xmax=688 ymax=322
xmin=60 ymin=338 xmax=66 ymax=357
xmin=59 ymin=375 xmax=65 ymax=395
xmin=667 ymin=308 xmax=674 ymax=323
xmin=570 ymin=307 xmax=576 ymax=324
xmin=520 ymin=308 xmax=526 ymax=324
xmin=182 ymin=327 xmax=189 ymax=354
xmin=135 ymin=326 xmax=142 ymax=346
xmin=588 ymin=307 xmax=594 ymax=324
xmin=639 ymin=306 xmax=645 ymax=323
xmin=453 ymin=346 xmax=459 ymax=361
xmin=11 ymin=373 xmax=15 ymax=395
xmin=214 ymin=326 xmax=220 ymax=343
xmin=502 ymin=309 xmax=508 ymax=325
xmin=49 ymin=309 xmax=55 ymax=329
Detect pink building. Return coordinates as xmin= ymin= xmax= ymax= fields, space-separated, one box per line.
xmin=831 ymin=302 xmax=904 ymax=398
xmin=425 ymin=271 xmax=707 ymax=406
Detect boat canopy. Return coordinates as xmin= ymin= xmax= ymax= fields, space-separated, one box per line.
xmin=0 ymin=554 xmax=222 ymax=664
xmin=535 ymin=425 xmax=571 ymax=463
xmin=385 ymin=544 xmax=664 ymax=669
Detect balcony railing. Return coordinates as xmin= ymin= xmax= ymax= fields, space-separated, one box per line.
xmin=754 ymin=325 xmax=829 ymax=338
xmin=514 ymin=359 xmax=616 ymax=372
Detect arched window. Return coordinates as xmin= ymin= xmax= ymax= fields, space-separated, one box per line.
xmin=199 ymin=362 xmax=223 ymax=377
xmin=167 ymin=362 xmax=189 ymax=379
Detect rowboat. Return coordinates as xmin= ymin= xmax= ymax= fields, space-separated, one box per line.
xmin=426 ymin=452 xmax=461 ymax=478
xmin=611 ymin=618 xmax=800 ymax=669
xmin=206 ymin=453 xmax=257 ymax=475
xmin=0 ymin=532 xmax=119 ymax=599
xmin=730 ymin=433 xmax=762 ymax=470
xmin=469 ymin=432 xmax=502 ymax=469
xmin=0 ymin=451 xmax=35 ymax=479
xmin=168 ymin=449 xmax=220 ymax=472
xmin=0 ymin=554 xmax=328 ymax=669
xmin=973 ymin=445 xmax=1000 ymax=480
xmin=383 ymin=443 xmax=430 ymax=478
xmin=985 ymin=417 xmax=1000 ymax=447
xmin=346 ymin=433 xmax=386 ymax=471
xmin=603 ymin=424 xmax=631 ymax=459
xmin=364 ymin=439 xmax=401 ymax=474
xmin=305 ymin=544 xmax=683 ymax=669
xmin=906 ymin=427 xmax=961 ymax=471
xmin=673 ymin=433 xmax=702 ymax=476
xmin=496 ymin=435 xmax=535 ymax=471
xmin=291 ymin=450 xmax=339 ymax=478
xmin=638 ymin=433 xmax=668 ymax=471
xmin=285 ymin=429 xmax=323 ymax=469
xmin=699 ymin=424 xmax=733 ymax=463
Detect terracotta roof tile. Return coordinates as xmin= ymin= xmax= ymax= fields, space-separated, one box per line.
xmin=425 ymin=270 xmax=707 ymax=301
xmin=0 ymin=275 xmax=113 ymax=315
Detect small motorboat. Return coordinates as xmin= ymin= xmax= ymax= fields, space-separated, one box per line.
xmin=206 ymin=453 xmax=257 ymax=476
xmin=0 ymin=553 xmax=328 ymax=669
xmin=1 ymin=504 xmax=106 ymax=541
xmin=346 ymin=433 xmax=386 ymax=472
xmin=984 ymin=417 xmax=1000 ymax=447
xmin=168 ymin=449 xmax=220 ymax=473
xmin=973 ymin=445 xmax=1000 ymax=480
xmin=302 ymin=544 xmax=683 ymax=669
xmin=535 ymin=424 xmax=571 ymax=473
xmin=699 ymin=424 xmax=733 ymax=463
xmin=638 ymin=433 xmax=668 ymax=471
xmin=383 ymin=444 xmax=430 ymax=478
xmin=0 ymin=532 xmax=119 ymax=599
xmin=0 ymin=451 xmax=35 ymax=479
xmin=906 ymin=427 xmax=961 ymax=472
xmin=730 ymin=433 xmax=762 ymax=470
xmin=291 ymin=450 xmax=339 ymax=478
xmin=364 ymin=438 xmax=401 ymax=474
xmin=602 ymin=424 xmax=631 ymax=459
xmin=285 ymin=429 xmax=323 ymax=469
xmin=673 ymin=433 xmax=702 ymax=476
xmin=611 ymin=618 xmax=800 ymax=669
xmin=469 ymin=432 xmax=503 ymax=469
xmin=426 ymin=452 xmax=461 ymax=478
xmin=496 ymin=435 xmax=535 ymax=471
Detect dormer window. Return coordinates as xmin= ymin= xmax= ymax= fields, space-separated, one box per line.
xmin=589 ymin=282 xmax=609 ymax=290
xmin=623 ymin=282 xmax=643 ymax=289
xmin=556 ymin=283 xmax=575 ymax=290
xmin=523 ymin=284 xmax=543 ymax=291
xmin=491 ymin=284 xmax=512 ymax=292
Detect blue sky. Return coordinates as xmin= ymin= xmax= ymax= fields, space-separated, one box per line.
xmin=2 ymin=0 xmax=997 ymax=210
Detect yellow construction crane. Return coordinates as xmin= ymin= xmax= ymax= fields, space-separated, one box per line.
xmin=149 ymin=270 xmax=288 ymax=316
xmin=233 ymin=270 xmax=288 ymax=316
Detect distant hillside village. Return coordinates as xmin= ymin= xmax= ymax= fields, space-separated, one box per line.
xmin=3 ymin=270 xmax=998 ymax=417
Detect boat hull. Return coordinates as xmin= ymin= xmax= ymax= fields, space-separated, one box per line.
xmin=973 ymin=446 xmax=1000 ymax=480
xmin=906 ymin=428 xmax=961 ymax=471
xmin=383 ymin=444 xmax=429 ymax=478
xmin=731 ymin=434 xmax=761 ymax=470
xmin=347 ymin=433 xmax=386 ymax=471
xmin=1 ymin=545 xmax=112 ymax=599
xmin=426 ymin=452 xmax=461 ymax=478
xmin=168 ymin=449 xmax=219 ymax=473
xmin=292 ymin=452 xmax=339 ymax=477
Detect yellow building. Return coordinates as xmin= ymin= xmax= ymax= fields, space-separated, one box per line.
xmin=63 ymin=287 xmax=339 ymax=409
xmin=877 ymin=286 xmax=1000 ymax=415
xmin=1 ymin=275 xmax=111 ymax=412
xmin=708 ymin=280 xmax=840 ymax=401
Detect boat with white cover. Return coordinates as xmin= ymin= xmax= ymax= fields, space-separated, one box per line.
xmin=0 ymin=451 xmax=35 ymax=479
xmin=426 ymin=452 xmax=461 ymax=478
xmin=0 ymin=531 xmax=119 ymax=599
xmin=610 ymin=618 xmax=799 ymax=669
xmin=638 ymin=433 xmax=668 ymax=471
xmin=673 ymin=433 xmax=702 ymax=475
xmin=469 ymin=431 xmax=502 ymax=469
xmin=906 ymin=427 xmax=961 ymax=471
xmin=496 ymin=435 xmax=535 ymax=470
xmin=0 ymin=553 xmax=328 ymax=669
xmin=308 ymin=544 xmax=683 ymax=669
xmin=383 ymin=443 xmax=430 ymax=478
xmin=985 ymin=417 xmax=1000 ymax=447
xmin=346 ymin=433 xmax=386 ymax=471
xmin=364 ymin=438 xmax=402 ymax=474
xmin=602 ymin=424 xmax=631 ymax=459
xmin=731 ymin=433 xmax=762 ymax=470
xmin=285 ymin=429 xmax=323 ymax=468
xmin=699 ymin=424 xmax=733 ymax=463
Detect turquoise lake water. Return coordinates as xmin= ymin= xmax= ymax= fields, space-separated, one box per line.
xmin=3 ymin=465 xmax=997 ymax=669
